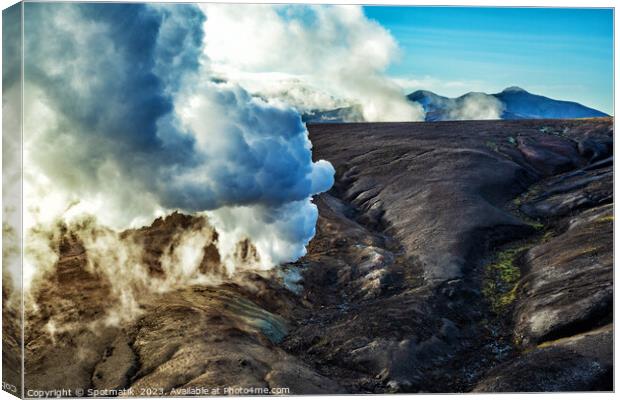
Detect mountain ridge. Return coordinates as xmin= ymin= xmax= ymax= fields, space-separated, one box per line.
xmin=303 ymin=87 xmax=608 ymax=123
xmin=408 ymin=87 xmax=608 ymax=121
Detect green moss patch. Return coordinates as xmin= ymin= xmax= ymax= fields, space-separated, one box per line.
xmin=527 ymin=221 xmax=544 ymax=231
xmin=484 ymin=140 xmax=499 ymax=152
xmin=482 ymin=246 xmax=530 ymax=315
xmin=511 ymin=184 xmax=543 ymax=211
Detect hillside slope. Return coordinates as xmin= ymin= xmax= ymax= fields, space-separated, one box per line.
xmin=14 ymin=118 xmax=613 ymax=394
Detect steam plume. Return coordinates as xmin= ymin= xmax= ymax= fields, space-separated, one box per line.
xmin=21 ymin=3 xmax=335 ymax=292
xmin=446 ymin=93 xmax=504 ymax=120
xmin=200 ymin=4 xmax=425 ymax=122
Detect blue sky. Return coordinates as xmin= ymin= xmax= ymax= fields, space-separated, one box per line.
xmin=363 ymin=7 xmax=614 ymax=114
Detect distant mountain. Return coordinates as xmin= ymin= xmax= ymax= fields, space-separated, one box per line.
xmin=408 ymin=86 xmax=609 ymax=121
xmin=302 ymin=86 xmax=608 ymax=123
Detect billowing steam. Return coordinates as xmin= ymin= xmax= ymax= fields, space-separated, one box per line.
xmin=2 ymin=3 xmax=22 ymax=294
xmin=21 ymin=2 xmax=337 ymax=296
xmin=25 ymin=213 xmax=252 ymax=324
xmin=5 ymin=3 xmax=508 ymax=330
xmin=200 ymin=4 xmax=425 ymax=122
xmin=446 ymin=92 xmax=504 ymax=120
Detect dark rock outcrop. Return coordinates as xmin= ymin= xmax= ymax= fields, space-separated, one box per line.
xmin=299 ymin=117 xmax=613 ymax=392
xmin=476 ymin=325 xmax=613 ymax=392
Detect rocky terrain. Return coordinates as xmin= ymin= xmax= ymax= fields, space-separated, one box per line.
xmin=4 ymin=117 xmax=613 ymax=395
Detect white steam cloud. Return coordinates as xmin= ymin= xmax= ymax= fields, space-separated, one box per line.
xmin=20 ymin=3 xmax=337 ymax=292
xmin=446 ymin=92 xmax=504 ymax=120
xmin=200 ymin=4 xmax=425 ymax=122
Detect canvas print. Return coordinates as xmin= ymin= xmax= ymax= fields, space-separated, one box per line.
xmin=1 ymin=1 xmax=614 ymax=397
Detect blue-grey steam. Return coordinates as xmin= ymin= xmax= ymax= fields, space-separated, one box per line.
xmin=23 ymin=3 xmax=334 ymax=280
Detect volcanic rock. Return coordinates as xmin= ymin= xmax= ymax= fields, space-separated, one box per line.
xmin=13 ymin=117 xmax=613 ymax=394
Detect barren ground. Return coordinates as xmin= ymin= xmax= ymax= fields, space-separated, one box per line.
xmin=3 ymin=118 xmax=613 ymax=394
